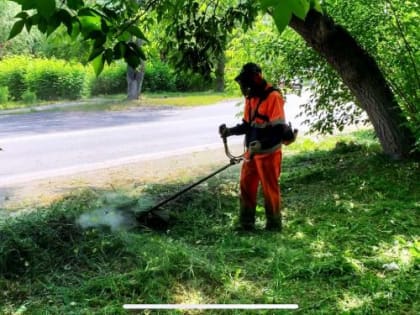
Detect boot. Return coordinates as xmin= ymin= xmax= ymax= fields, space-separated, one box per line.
xmin=238 ymin=206 xmax=256 ymax=231
xmin=265 ymin=214 xmax=282 ymax=232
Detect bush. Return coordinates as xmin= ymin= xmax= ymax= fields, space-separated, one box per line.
xmin=142 ymin=61 xmax=211 ymax=92
xmin=143 ymin=61 xmax=176 ymax=92
xmin=89 ymin=62 xmax=127 ymax=96
xmin=0 ymin=55 xmax=215 ymax=103
xmin=174 ymin=71 xmax=212 ymax=91
xmin=0 ymin=56 xmax=89 ymax=101
xmin=25 ymin=58 xmax=87 ymax=100
xmin=0 ymin=86 xmax=9 ymax=104
xmin=0 ymin=56 xmax=30 ymax=100
xmin=21 ymin=90 xmax=37 ymax=104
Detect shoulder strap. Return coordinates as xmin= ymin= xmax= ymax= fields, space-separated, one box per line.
xmin=249 ymin=87 xmax=278 ymax=122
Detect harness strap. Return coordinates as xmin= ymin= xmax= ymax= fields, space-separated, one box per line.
xmin=248 ymin=87 xmax=278 ymax=123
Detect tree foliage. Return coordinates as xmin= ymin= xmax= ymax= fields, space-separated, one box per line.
xmin=0 ymin=1 xmax=89 ymax=61
xmin=152 ymin=0 xmax=258 ymax=78
xmin=4 ymin=0 xmax=419 ymax=156
xmin=0 ymin=0 xmax=42 ymax=56
xmin=225 ymin=0 xmax=419 ymax=142
xmin=7 ymin=0 xmax=151 ymax=75
xmin=5 ymin=0 xmax=316 ymax=76
xmin=5 ymin=0 xmax=315 ymax=76
xmin=305 ymin=0 xmax=419 ymax=138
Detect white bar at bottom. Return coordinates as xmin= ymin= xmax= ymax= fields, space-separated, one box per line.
xmin=123 ymin=304 xmax=299 ymax=310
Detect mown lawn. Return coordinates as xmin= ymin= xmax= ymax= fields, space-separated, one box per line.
xmin=0 ymin=130 xmax=418 ymax=314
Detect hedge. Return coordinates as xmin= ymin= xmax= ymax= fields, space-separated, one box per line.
xmin=90 ymin=62 xmax=127 ymax=96
xmin=0 ymin=55 xmax=30 ymax=101
xmin=0 ymin=55 xmax=211 ymax=101
xmin=143 ymin=61 xmax=176 ymax=92
xmin=0 ymin=56 xmax=88 ymax=101
xmin=25 ymin=58 xmax=87 ymax=100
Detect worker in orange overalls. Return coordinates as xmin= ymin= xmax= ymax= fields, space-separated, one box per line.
xmin=219 ymin=63 xmax=297 ymax=231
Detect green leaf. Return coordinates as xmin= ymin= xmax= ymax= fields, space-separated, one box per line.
xmin=117 ymin=31 xmax=131 ymax=42
xmin=128 ymin=42 xmax=146 ymax=60
xmin=124 ymin=47 xmax=141 ymax=69
xmin=79 ymin=15 xmax=101 ymax=35
xmin=310 ymin=0 xmax=323 ymax=13
xmin=88 ymin=47 xmax=104 ymax=62
xmin=289 ymin=0 xmax=310 ymax=20
xmin=8 ymin=20 xmax=25 ymax=40
xmin=92 ymin=54 xmax=105 ymax=76
xmin=78 ymin=7 xmax=96 ymax=17
xmin=93 ymin=33 xmax=107 ymax=48
xmin=57 ymin=9 xmax=73 ymax=32
xmin=259 ymin=0 xmax=278 ymax=11
xmin=46 ymin=15 xmax=61 ymax=36
xmin=272 ymin=2 xmax=292 ymax=34
xmin=14 ymin=12 xmax=28 ymax=19
xmin=85 ymin=30 xmax=103 ymax=40
xmin=113 ymin=42 xmax=127 ymax=60
xmin=30 ymin=13 xmax=40 ymax=25
xmin=260 ymin=0 xmax=311 ymax=20
xmin=100 ymin=18 xmax=109 ymax=33
xmin=104 ymin=48 xmax=114 ymax=65
xmin=36 ymin=0 xmax=56 ymax=18
xmin=67 ymin=0 xmax=84 ymax=10
xmin=25 ymin=18 xmax=33 ymax=32
xmin=102 ymin=7 xmax=118 ymax=20
xmin=70 ymin=19 xmax=80 ymax=38
xmin=38 ymin=17 xmax=48 ymax=33
xmin=13 ymin=0 xmax=36 ymax=11
xmin=127 ymin=25 xmax=148 ymax=41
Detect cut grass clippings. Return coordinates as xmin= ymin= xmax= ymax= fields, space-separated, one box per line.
xmin=0 ymin=129 xmax=419 ymax=314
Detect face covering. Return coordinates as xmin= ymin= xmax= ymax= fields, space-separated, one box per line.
xmin=238 ymin=76 xmax=267 ymax=98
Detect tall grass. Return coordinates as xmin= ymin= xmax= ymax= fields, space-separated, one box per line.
xmin=0 ymin=130 xmax=418 ymax=314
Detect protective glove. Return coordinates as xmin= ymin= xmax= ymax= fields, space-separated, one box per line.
xmin=218 ymin=124 xmax=231 ymax=138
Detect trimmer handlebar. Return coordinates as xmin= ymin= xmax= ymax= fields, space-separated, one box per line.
xmin=222 ymin=136 xmax=244 ymax=164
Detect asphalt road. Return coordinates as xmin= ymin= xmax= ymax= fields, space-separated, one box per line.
xmin=0 ymin=93 xmax=308 ymax=186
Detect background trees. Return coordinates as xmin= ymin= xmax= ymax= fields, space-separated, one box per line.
xmin=3 ymin=0 xmax=419 ymax=158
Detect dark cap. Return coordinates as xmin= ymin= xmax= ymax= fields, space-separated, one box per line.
xmin=234 ymin=62 xmax=262 ymax=83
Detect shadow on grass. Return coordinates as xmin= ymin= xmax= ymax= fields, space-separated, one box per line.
xmin=0 ymin=142 xmax=419 ymax=314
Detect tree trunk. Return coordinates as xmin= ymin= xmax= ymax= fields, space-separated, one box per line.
xmin=126 ymin=38 xmax=145 ymax=100
xmin=290 ymin=10 xmax=415 ymax=159
xmin=127 ymin=61 xmax=145 ymax=100
xmin=215 ymin=53 xmax=225 ymax=92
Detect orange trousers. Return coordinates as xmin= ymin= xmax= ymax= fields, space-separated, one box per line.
xmin=239 ymin=150 xmax=282 ymax=227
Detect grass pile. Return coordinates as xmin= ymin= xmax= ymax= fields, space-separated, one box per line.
xmin=0 ymin=130 xmax=419 ymax=314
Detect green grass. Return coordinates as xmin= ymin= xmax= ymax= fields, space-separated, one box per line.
xmin=1 ymin=130 xmax=419 ymax=314
xmin=141 ymin=91 xmax=240 ymax=107
xmin=0 ymin=91 xmax=240 ymax=113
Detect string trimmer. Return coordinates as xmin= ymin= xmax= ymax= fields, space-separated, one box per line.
xmin=132 ymin=136 xmax=244 ymax=229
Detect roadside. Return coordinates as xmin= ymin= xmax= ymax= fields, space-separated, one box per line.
xmin=0 ymin=143 xmax=244 ymax=213
xmin=0 ymin=91 xmax=366 ymax=213
xmin=0 ymin=93 xmax=243 ymax=213
xmin=0 ymin=92 xmax=240 ymax=115
xmin=0 ymin=97 xmax=115 ymax=115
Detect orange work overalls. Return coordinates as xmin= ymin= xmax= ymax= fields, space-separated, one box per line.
xmin=239 ymin=86 xmax=285 ymax=229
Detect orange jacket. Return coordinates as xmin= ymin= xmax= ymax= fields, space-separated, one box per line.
xmin=227 ymin=85 xmax=289 ymax=152
xmin=243 ymin=85 xmax=286 ymax=152
xmin=243 ymin=85 xmax=286 ymax=126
